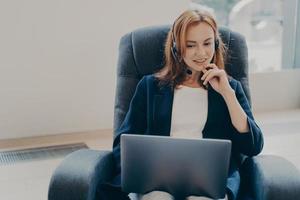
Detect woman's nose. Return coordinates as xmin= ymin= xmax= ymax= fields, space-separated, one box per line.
xmin=195 ymin=46 xmax=206 ymax=57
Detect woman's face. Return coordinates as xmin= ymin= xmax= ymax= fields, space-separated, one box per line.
xmin=183 ymin=22 xmax=215 ymax=72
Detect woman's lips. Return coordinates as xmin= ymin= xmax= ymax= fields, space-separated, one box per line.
xmin=193 ymin=59 xmax=207 ymax=64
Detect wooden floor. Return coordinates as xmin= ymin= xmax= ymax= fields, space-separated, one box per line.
xmin=0 ymin=109 xmax=300 ymax=200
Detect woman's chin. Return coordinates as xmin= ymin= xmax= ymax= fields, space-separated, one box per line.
xmin=191 ymin=65 xmax=205 ymax=72
xmin=196 ymin=62 xmax=211 ymax=70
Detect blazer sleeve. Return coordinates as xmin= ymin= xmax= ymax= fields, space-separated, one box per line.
xmin=230 ymin=81 xmax=264 ymax=156
xmin=112 ymin=77 xmax=148 ymax=173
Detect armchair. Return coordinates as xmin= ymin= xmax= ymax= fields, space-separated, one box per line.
xmin=48 ymin=25 xmax=300 ymax=200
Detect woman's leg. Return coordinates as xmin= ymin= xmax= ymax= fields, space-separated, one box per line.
xmin=96 ymin=183 xmax=130 ymax=200
xmin=139 ymin=191 xmax=174 ymax=200
xmin=186 ymin=194 xmax=228 ymax=200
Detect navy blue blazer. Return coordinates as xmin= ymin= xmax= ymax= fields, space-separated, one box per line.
xmin=112 ymin=74 xmax=264 ymax=200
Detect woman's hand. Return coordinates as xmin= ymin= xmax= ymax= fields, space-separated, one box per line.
xmin=201 ymin=64 xmax=233 ymax=96
xmin=201 ymin=64 xmax=250 ymax=133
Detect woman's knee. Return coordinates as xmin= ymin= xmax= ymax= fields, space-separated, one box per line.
xmin=140 ymin=191 xmax=174 ymax=200
xmin=186 ymin=194 xmax=228 ymax=200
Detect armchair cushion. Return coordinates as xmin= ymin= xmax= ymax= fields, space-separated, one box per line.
xmin=239 ymin=155 xmax=300 ymax=200
xmin=48 ymin=149 xmax=114 ymax=200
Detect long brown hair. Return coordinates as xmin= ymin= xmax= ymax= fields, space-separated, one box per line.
xmin=155 ymin=9 xmax=226 ymax=88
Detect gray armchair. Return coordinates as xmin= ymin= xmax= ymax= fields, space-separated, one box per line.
xmin=48 ymin=25 xmax=300 ymax=200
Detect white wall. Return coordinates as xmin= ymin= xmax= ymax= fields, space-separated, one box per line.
xmin=0 ymin=1 xmax=299 ymax=140
xmin=0 ymin=0 xmax=189 ymax=139
xmin=250 ymin=69 xmax=300 ymax=113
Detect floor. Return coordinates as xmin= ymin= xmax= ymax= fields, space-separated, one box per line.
xmin=0 ymin=130 xmax=113 ymax=200
xmin=0 ymin=109 xmax=300 ymax=200
xmin=255 ymin=109 xmax=300 ymax=168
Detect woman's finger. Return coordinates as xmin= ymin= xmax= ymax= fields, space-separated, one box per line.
xmin=205 ymin=63 xmax=218 ymax=69
xmin=201 ymin=68 xmax=213 ymax=81
xmin=203 ymin=70 xmax=220 ymax=85
xmin=202 ymin=66 xmax=220 ymax=80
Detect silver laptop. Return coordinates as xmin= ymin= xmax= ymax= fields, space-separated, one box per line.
xmin=121 ymin=134 xmax=232 ymax=199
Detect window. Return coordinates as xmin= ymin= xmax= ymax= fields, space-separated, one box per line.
xmin=190 ymin=0 xmax=299 ymax=72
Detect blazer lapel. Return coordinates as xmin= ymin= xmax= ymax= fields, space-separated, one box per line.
xmin=203 ymin=86 xmax=226 ymax=138
xmin=202 ymin=86 xmax=213 ymax=136
xmin=152 ymin=85 xmax=174 ymax=136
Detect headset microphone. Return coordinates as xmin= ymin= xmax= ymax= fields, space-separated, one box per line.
xmin=186 ymin=68 xmax=193 ymax=75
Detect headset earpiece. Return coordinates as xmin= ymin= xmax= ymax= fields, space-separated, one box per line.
xmin=215 ymin=39 xmax=219 ymax=50
xmin=171 ymin=40 xmax=178 ymax=60
xmin=171 ymin=21 xmax=181 ymax=62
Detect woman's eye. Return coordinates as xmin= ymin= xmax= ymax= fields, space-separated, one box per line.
xmin=204 ymin=42 xmax=211 ymax=46
xmin=186 ymin=45 xmax=195 ymax=48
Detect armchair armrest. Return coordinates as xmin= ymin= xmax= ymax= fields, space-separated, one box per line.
xmin=48 ymin=149 xmax=114 ymax=200
xmin=242 ymin=155 xmax=300 ymax=200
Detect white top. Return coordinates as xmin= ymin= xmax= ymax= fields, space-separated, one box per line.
xmin=170 ymin=86 xmax=208 ymax=139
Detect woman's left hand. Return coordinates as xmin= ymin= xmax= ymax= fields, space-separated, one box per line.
xmin=201 ymin=64 xmax=233 ymax=96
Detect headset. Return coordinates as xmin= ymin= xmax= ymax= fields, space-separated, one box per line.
xmin=171 ymin=22 xmax=180 ymax=61
xmin=170 ymin=21 xmax=219 ymax=62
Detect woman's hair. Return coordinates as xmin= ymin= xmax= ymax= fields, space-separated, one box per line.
xmin=155 ymin=9 xmax=226 ymax=88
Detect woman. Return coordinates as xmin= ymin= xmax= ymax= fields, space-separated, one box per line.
xmin=98 ymin=9 xmax=264 ymax=200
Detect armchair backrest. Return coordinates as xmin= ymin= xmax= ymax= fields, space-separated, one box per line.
xmin=114 ymin=25 xmax=250 ymax=137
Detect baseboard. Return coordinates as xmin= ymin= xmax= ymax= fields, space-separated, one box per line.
xmin=0 ymin=129 xmax=112 ymax=151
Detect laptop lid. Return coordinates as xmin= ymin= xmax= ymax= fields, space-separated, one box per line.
xmin=121 ymin=134 xmax=232 ymax=199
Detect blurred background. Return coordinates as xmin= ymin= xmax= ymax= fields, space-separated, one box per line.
xmin=192 ymin=0 xmax=284 ymax=72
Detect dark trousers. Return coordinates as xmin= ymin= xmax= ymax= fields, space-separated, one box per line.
xmin=96 ymin=183 xmax=130 ymax=200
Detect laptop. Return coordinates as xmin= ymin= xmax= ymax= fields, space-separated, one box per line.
xmin=121 ymin=134 xmax=232 ymax=199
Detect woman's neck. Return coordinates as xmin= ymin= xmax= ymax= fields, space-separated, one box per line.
xmin=182 ymin=71 xmax=201 ymax=88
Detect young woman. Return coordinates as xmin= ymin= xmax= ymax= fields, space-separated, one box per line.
xmin=98 ymin=9 xmax=264 ymax=200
